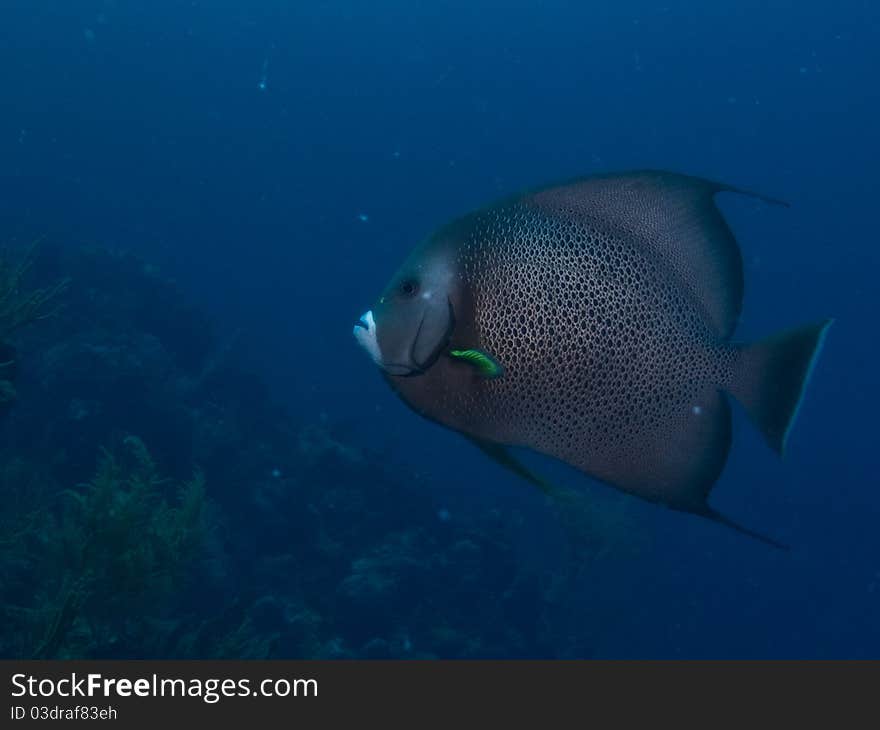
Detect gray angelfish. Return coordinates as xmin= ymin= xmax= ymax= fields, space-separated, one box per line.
xmin=353 ymin=170 xmax=832 ymax=547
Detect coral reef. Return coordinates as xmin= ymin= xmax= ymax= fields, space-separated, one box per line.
xmin=0 ymin=243 xmax=67 ymax=340
xmin=0 ymin=244 xmax=640 ymax=659
xmin=0 ymin=244 xmax=66 ymax=416
xmin=1 ymin=437 xmax=210 ymax=658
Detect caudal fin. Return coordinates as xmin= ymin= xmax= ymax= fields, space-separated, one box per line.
xmin=727 ymin=319 xmax=833 ymax=455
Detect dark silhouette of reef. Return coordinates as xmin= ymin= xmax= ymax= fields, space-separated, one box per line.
xmin=0 ymin=244 xmax=637 ymax=659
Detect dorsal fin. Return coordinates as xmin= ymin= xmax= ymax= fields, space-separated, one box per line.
xmin=524 ymin=170 xmax=788 ymax=340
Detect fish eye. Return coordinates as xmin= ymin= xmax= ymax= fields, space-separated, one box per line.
xmin=400 ymin=279 xmax=419 ymax=297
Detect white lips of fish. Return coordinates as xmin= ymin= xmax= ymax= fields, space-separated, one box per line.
xmin=353 ymin=310 xmax=383 ymax=366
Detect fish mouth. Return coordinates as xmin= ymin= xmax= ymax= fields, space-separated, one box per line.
xmin=352 ymin=310 xmax=383 ymax=367
xmin=352 ymin=299 xmax=455 ymax=377
xmin=351 ymin=308 xmax=423 ymax=376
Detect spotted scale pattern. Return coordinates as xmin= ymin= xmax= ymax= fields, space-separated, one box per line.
xmin=442 ymin=194 xmax=739 ymax=500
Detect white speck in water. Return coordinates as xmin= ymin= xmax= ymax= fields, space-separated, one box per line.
xmin=258 ymin=48 xmax=271 ymax=92
xmin=271 ymin=468 xmax=282 ymax=479
xmin=692 ymin=405 xmax=703 ymax=416
xmin=357 ymin=213 xmax=369 ymax=222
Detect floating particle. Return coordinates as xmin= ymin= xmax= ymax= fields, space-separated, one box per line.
xmin=258 ymin=50 xmax=270 ymax=91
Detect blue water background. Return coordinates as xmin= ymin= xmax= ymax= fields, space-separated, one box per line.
xmin=0 ymin=1 xmax=877 ymax=657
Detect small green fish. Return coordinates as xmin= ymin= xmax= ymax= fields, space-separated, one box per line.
xmin=448 ymin=349 xmax=503 ymax=379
